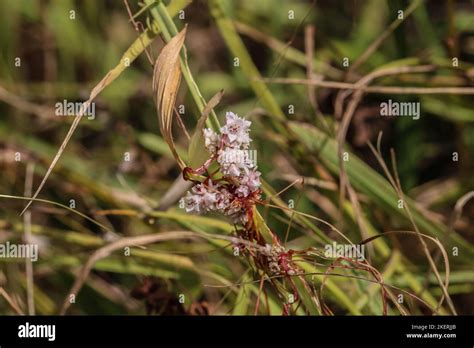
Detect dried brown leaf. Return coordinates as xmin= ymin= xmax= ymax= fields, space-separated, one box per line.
xmin=153 ymin=27 xmax=187 ymax=170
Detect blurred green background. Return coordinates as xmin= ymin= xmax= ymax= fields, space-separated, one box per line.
xmin=0 ymin=0 xmax=473 ymax=315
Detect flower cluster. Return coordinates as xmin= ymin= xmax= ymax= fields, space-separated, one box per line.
xmin=184 ymin=180 xmax=243 ymax=221
xmin=262 ymin=244 xmax=298 ymax=276
xmin=184 ymin=112 xmax=261 ymax=224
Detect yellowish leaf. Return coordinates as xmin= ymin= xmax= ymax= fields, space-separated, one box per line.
xmin=153 ymin=27 xmax=187 ymax=169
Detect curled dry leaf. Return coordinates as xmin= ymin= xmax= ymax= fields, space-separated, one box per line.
xmin=153 ymin=27 xmax=187 ymax=170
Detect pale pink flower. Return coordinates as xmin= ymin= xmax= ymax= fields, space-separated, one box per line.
xmin=184 ymin=111 xmax=261 ymax=226
xmin=241 ymin=169 xmax=261 ymax=192
xmin=185 ymin=191 xmax=202 ymax=213
xmin=202 ymin=191 xmax=217 ymax=210
xmin=215 ymin=188 xmax=232 ymax=211
xmin=235 ymin=185 xmax=250 ymax=198
xmin=203 ymin=128 xmax=219 ymax=154
xmin=218 ymin=148 xmax=254 ymax=178
xmin=220 ymin=112 xmax=251 ymax=147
